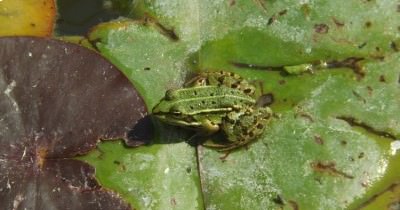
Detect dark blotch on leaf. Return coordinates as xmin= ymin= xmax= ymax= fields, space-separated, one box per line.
xmin=336 ymin=116 xmax=397 ymax=140
xmin=278 ymin=9 xmax=287 ymax=16
xmin=332 ymin=17 xmax=345 ymax=27
xmin=310 ymin=161 xmax=354 ymax=179
xmin=0 ymin=37 xmax=149 ymax=210
xmin=144 ymin=15 xmax=179 ymax=41
xmin=288 ymin=200 xmax=299 ymax=210
xmin=314 ymin=135 xmax=324 ymax=145
xmin=358 ymin=42 xmax=367 ymax=49
xmin=326 ymin=57 xmax=365 ymax=80
xmin=272 ymin=194 xmax=284 ymax=205
xmin=314 ymin=23 xmax=329 ymax=34
xmin=256 ymin=93 xmax=274 ymax=107
xmin=268 ymin=15 xmax=277 ymax=25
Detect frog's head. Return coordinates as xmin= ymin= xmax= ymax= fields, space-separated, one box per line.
xmin=152 ymin=97 xmax=200 ymax=127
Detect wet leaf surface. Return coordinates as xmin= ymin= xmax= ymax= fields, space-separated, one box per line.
xmin=85 ymin=0 xmax=400 ymax=209
xmin=0 ymin=37 xmax=149 ymax=209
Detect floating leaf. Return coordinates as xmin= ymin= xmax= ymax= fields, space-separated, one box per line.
xmin=84 ymin=0 xmax=400 ymax=209
xmin=0 ymin=37 xmax=150 ymax=209
xmin=0 ymin=0 xmax=55 ymax=36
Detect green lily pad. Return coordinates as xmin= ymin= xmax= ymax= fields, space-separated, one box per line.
xmin=84 ymin=0 xmax=400 ymax=209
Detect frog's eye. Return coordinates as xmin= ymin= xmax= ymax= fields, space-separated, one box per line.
xmin=165 ymin=90 xmax=176 ymax=100
xmin=170 ymin=105 xmax=181 ymax=112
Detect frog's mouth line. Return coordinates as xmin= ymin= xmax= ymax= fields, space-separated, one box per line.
xmin=154 ymin=114 xmax=202 ymax=128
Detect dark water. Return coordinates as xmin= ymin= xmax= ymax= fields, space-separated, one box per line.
xmin=56 ymin=0 xmax=124 ymax=35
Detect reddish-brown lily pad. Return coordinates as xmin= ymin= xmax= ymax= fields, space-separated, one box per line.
xmin=0 ymin=37 xmax=149 ymax=209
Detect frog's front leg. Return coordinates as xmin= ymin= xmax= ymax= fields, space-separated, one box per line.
xmin=199 ymin=118 xmax=220 ymax=135
xmin=187 ymin=118 xmax=220 ymax=146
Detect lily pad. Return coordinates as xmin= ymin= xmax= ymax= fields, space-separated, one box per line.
xmin=0 ymin=0 xmax=56 ymax=36
xmin=84 ymin=0 xmax=400 ymax=209
xmin=0 ymin=37 xmax=149 ymax=209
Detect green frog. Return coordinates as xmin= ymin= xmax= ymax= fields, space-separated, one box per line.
xmin=152 ymin=71 xmax=273 ymax=151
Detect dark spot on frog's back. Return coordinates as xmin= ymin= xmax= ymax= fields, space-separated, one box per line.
xmin=364 ymin=21 xmax=372 ymax=28
xmin=390 ymin=41 xmax=399 ymax=52
xmin=379 ymin=75 xmax=386 ymax=82
xmin=256 ymin=123 xmax=264 ymax=129
xmin=243 ymin=88 xmax=253 ymax=94
xmin=256 ymin=93 xmax=274 ymax=107
xmin=340 ymin=140 xmax=347 ymax=146
xmin=314 ymin=23 xmax=329 ymax=34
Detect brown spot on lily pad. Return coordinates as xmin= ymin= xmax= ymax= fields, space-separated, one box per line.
xmin=314 ymin=135 xmax=324 ymax=145
xmin=332 ymin=17 xmax=345 ymax=27
xmin=314 ymin=23 xmax=329 ymax=34
xmin=256 ymin=93 xmax=274 ymax=107
xmin=0 ymin=37 xmax=150 ymax=209
xmin=310 ymin=161 xmax=354 ymax=179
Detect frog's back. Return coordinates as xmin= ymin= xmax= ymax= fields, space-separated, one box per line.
xmin=168 ymin=86 xmax=255 ymax=115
